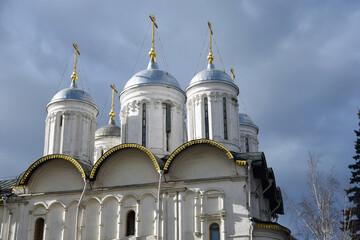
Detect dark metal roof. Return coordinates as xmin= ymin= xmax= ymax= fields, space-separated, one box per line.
xmin=0 ymin=178 xmax=17 ymax=196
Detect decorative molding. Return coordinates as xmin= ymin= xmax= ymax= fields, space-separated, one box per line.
xmin=164 ymin=139 xmax=234 ymax=171
xmin=90 ymin=143 xmax=159 ymax=180
xmin=236 ymin=160 xmax=247 ymax=166
xmin=254 ymin=222 xmax=291 ymax=235
xmin=16 ymin=154 xmax=86 ymax=186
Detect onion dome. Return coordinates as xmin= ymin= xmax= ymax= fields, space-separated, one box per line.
xmin=95 ymin=119 xmax=120 ymax=139
xmin=123 ymin=61 xmax=183 ymax=93
xmin=239 ymin=113 xmax=259 ymax=133
xmin=96 ymin=84 xmax=120 ymax=139
xmin=47 ymin=82 xmax=97 ymax=109
xmin=187 ymin=63 xmax=239 ymax=91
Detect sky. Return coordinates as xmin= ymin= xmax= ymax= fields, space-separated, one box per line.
xmin=0 ymin=0 xmax=359 ymax=236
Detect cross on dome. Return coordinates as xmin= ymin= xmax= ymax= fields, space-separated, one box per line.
xmin=207 ymin=21 xmax=214 ymax=65
xmin=71 ymin=42 xmax=80 ymax=85
xmin=149 ymin=14 xmax=158 ymax=63
xmin=230 ymin=68 xmax=235 ymax=80
xmin=109 ymin=84 xmax=118 ymax=121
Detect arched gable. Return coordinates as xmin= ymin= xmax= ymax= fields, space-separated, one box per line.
xmin=16 ymin=154 xmax=86 ymax=188
xmin=166 ymin=140 xmax=236 ymax=180
xmin=90 ymin=143 xmax=160 ymax=181
xmin=164 ymin=139 xmax=234 ymax=171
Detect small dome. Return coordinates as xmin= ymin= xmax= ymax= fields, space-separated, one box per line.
xmin=48 ymin=83 xmax=96 ymax=108
xmin=123 ymin=62 xmax=184 ymax=93
xmin=95 ymin=120 xmax=121 ymax=138
xmin=187 ymin=63 xmax=239 ymax=90
xmin=239 ymin=113 xmax=259 ymax=132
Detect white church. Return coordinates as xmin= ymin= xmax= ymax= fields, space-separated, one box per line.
xmin=0 ymin=17 xmax=290 ymax=240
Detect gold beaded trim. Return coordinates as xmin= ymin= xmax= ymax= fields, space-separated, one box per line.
xmin=17 ymin=154 xmax=86 ymax=186
xmin=90 ymin=143 xmax=160 ymax=180
xmin=255 ymin=222 xmax=291 ymax=234
xmin=236 ymin=160 xmax=247 ymax=166
xmin=164 ymin=139 xmax=234 ymax=171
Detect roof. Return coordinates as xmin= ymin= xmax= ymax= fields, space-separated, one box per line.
xmin=164 ymin=139 xmax=234 ymax=172
xmin=232 ymin=151 xmax=284 ymax=215
xmin=252 ymin=218 xmax=291 ymax=235
xmin=187 ymin=63 xmax=239 ymax=91
xmin=90 ymin=143 xmax=161 ymax=180
xmin=123 ymin=61 xmax=184 ymax=93
xmin=239 ymin=113 xmax=259 ymax=132
xmin=47 ymin=82 xmax=97 ymax=109
xmin=0 ymin=178 xmax=17 ymax=196
xmin=15 ymin=154 xmax=91 ymax=188
xmin=95 ymin=119 xmax=121 ymax=138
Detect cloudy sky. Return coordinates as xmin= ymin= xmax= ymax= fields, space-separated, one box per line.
xmin=0 ymin=0 xmax=359 ymax=235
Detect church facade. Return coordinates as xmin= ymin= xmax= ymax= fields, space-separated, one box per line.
xmin=0 ymin=18 xmax=290 ymax=240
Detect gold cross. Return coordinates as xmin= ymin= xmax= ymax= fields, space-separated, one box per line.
xmin=71 ymin=42 xmax=81 ymax=84
xmin=207 ymin=21 xmax=214 ymax=64
xmin=149 ymin=14 xmax=158 ymax=62
xmin=208 ymin=21 xmax=213 ymax=51
xmin=73 ymin=42 xmax=80 ymax=56
xmin=230 ymin=68 xmax=235 ymax=80
xmin=109 ymin=84 xmax=118 ymax=121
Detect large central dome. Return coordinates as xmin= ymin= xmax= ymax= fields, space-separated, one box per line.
xmin=123 ymin=62 xmax=183 ymax=93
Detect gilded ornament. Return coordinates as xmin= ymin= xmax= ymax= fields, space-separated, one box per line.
xmin=90 ymin=143 xmax=160 ymax=180
xmin=164 ymin=139 xmax=234 ymax=171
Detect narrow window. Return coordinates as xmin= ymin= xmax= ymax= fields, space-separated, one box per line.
xmin=166 ymin=103 xmax=171 ymax=151
xmin=245 ymin=137 xmax=249 ymax=153
xmin=33 ymin=217 xmax=45 ymax=240
xmin=223 ymin=98 xmax=228 ymax=140
xmin=209 ymin=223 xmax=220 ymax=240
xmin=142 ymin=103 xmax=146 ymax=147
xmin=204 ymin=97 xmax=209 ymax=139
xmin=126 ymin=210 xmax=136 ymax=236
xmin=59 ymin=115 xmax=63 ymax=127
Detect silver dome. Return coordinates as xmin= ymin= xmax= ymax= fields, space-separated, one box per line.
xmin=123 ymin=61 xmax=184 ymax=93
xmin=95 ymin=119 xmax=121 ymax=138
xmin=187 ymin=63 xmax=239 ymax=91
xmin=48 ymin=83 xmax=97 ymax=109
xmin=239 ymin=113 xmax=259 ymax=132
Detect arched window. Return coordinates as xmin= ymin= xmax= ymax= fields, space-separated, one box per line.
xmin=223 ymin=97 xmax=228 ymax=140
xmin=142 ymin=103 xmax=146 ymax=147
xmin=209 ymin=223 xmax=220 ymax=240
xmin=204 ymin=97 xmax=209 ymax=139
xmin=126 ymin=210 xmax=136 ymax=236
xmin=33 ymin=217 xmax=45 ymax=240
